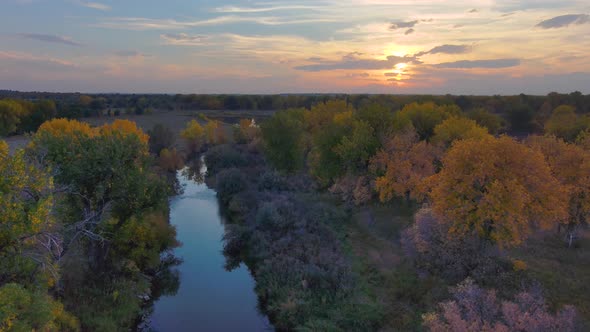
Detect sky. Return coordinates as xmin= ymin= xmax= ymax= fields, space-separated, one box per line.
xmin=1 ymin=0 xmax=589 ymax=94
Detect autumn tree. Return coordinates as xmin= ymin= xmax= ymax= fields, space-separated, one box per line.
xmin=527 ymin=135 xmax=590 ymax=247
xmin=233 ymin=118 xmax=260 ymax=144
xmin=304 ymin=99 xmax=354 ymax=135
xmin=0 ymin=99 xmax=28 ymax=136
xmin=393 ymin=102 xmax=461 ymax=140
xmin=29 ymin=119 xmax=177 ymax=330
xmin=427 ymin=136 xmax=567 ymax=247
xmin=432 ymin=116 xmax=490 ymax=148
xmin=180 ymin=119 xmax=205 ymax=154
xmin=424 ymin=279 xmax=577 ymax=332
xmin=370 ymin=128 xmax=441 ymax=202
xmin=545 ymin=105 xmax=590 ymax=141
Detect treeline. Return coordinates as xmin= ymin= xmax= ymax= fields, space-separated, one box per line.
xmin=193 ymin=99 xmax=589 ymax=330
xmin=2 ymin=90 xmax=590 ymax=135
xmin=0 ymin=120 xmax=180 ymax=331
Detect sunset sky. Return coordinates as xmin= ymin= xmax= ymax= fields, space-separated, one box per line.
xmin=1 ymin=0 xmax=589 ymax=94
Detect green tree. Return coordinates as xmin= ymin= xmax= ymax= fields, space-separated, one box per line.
xmin=393 ymin=102 xmax=461 ymax=140
xmin=0 ymin=283 xmax=79 ymax=331
xmin=261 ymin=108 xmax=306 ymax=172
xmin=467 ymin=108 xmax=504 ymax=134
xmin=545 ymin=105 xmax=590 ymax=141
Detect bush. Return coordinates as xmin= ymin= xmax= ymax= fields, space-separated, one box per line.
xmin=424 ymin=279 xmax=578 ymax=332
xmin=216 ymin=168 xmax=248 ymax=205
xmin=204 ymin=145 xmax=248 ymax=175
xmin=158 ymin=148 xmax=184 ymax=172
xmin=401 ymin=208 xmax=504 ymax=283
xmin=148 ymin=124 xmax=175 ymax=154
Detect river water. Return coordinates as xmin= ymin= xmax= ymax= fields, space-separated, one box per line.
xmin=147 ymin=169 xmax=270 ymax=331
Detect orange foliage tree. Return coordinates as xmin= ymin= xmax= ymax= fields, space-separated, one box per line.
xmin=370 ymin=128 xmax=441 ymax=202
xmin=427 ymin=136 xmax=567 ymax=247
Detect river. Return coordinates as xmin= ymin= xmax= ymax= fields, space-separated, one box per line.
xmin=147 ymin=168 xmax=270 ymax=331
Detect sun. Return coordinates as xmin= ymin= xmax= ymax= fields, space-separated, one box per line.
xmin=395 ymin=63 xmax=408 ymax=71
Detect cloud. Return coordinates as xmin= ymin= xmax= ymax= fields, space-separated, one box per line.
xmin=77 ymin=1 xmax=110 ymax=11
xmin=468 ymin=8 xmax=478 ymax=13
xmin=0 ymin=51 xmax=77 ymax=68
xmin=536 ymin=14 xmax=590 ymax=29
xmin=96 ymin=15 xmax=336 ymax=30
xmin=390 ymin=20 xmax=418 ymax=30
xmin=434 ymin=59 xmax=520 ymax=68
xmin=416 ymin=44 xmax=471 ymax=56
xmin=213 ymin=5 xmax=319 ymax=13
xmin=345 ymin=72 xmax=370 ymax=78
xmin=295 ymin=54 xmax=417 ymax=72
xmin=405 ymin=28 xmax=415 ymax=35
xmin=161 ymin=33 xmax=208 ymax=46
xmin=114 ymin=50 xmax=146 ymax=57
xmin=18 ymin=33 xmax=82 ymax=46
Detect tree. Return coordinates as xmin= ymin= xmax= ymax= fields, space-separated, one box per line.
xmin=466 ymin=108 xmax=505 ymax=134
xmin=148 ymin=123 xmax=175 ymax=155
xmin=180 ymin=119 xmax=205 ymax=154
xmin=370 ymin=128 xmax=441 ymax=202
xmin=0 ymin=141 xmax=58 ymax=286
xmin=354 ymin=103 xmax=394 ymax=139
xmin=545 ymin=105 xmax=590 ymax=142
xmin=261 ymin=109 xmax=305 ymax=172
xmin=424 ymin=279 xmax=577 ymax=332
xmin=0 ymin=99 xmax=28 ymax=136
xmin=0 ymin=283 xmax=79 ymax=331
xmin=432 ymin=117 xmax=490 ymax=148
xmin=427 ymin=136 xmax=567 ymax=247
xmin=304 ymin=100 xmax=353 ymax=135
xmin=333 ymin=120 xmax=379 ymax=173
xmin=393 ymin=102 xmax=461 ymax=140
xmin=527 ymin=135 xmax=590 ymax=247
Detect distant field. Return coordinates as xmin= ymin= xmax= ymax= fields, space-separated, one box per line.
xmin=4 ymin=109 xmax=272 ymax=154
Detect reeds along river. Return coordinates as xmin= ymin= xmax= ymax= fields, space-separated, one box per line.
xmin=146 ymin=166 xmax=270 ymax=331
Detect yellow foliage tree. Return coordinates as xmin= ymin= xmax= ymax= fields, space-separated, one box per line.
xmin=432 ymin=117 xmax=491 ymax=148
xmin=304 ymin=100 xmax=354 ymax=135
xmin=527 ymin=135 xmax=590 ymax=246
xmin=35 ymin=118 xmax=94 ymax=140
xmin=99 ymin=119 xmax=149 ymax=145
xmin=180 ymin=119 xmax=205 ymax=154
xmin=428 ymin=136 xmax=567 ymax=247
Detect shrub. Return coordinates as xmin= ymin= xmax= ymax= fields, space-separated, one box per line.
xmin=424 ymin=279 xmax=578 ymax=332
xmin=148 ymin=124 xmax=175 ymax=154
xmin=401 ymin=208 xmax=503 ymax=283
xmin=204 ymin=144 xmax=248 ymax=175
xmin=216 ymin=168 xmax=248 ymax=205
xmin=158 ymin=148 xmax=184 ymax=172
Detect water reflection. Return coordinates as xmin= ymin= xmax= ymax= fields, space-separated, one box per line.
xmin=144 ymin=165 xmax=269 ymax=331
